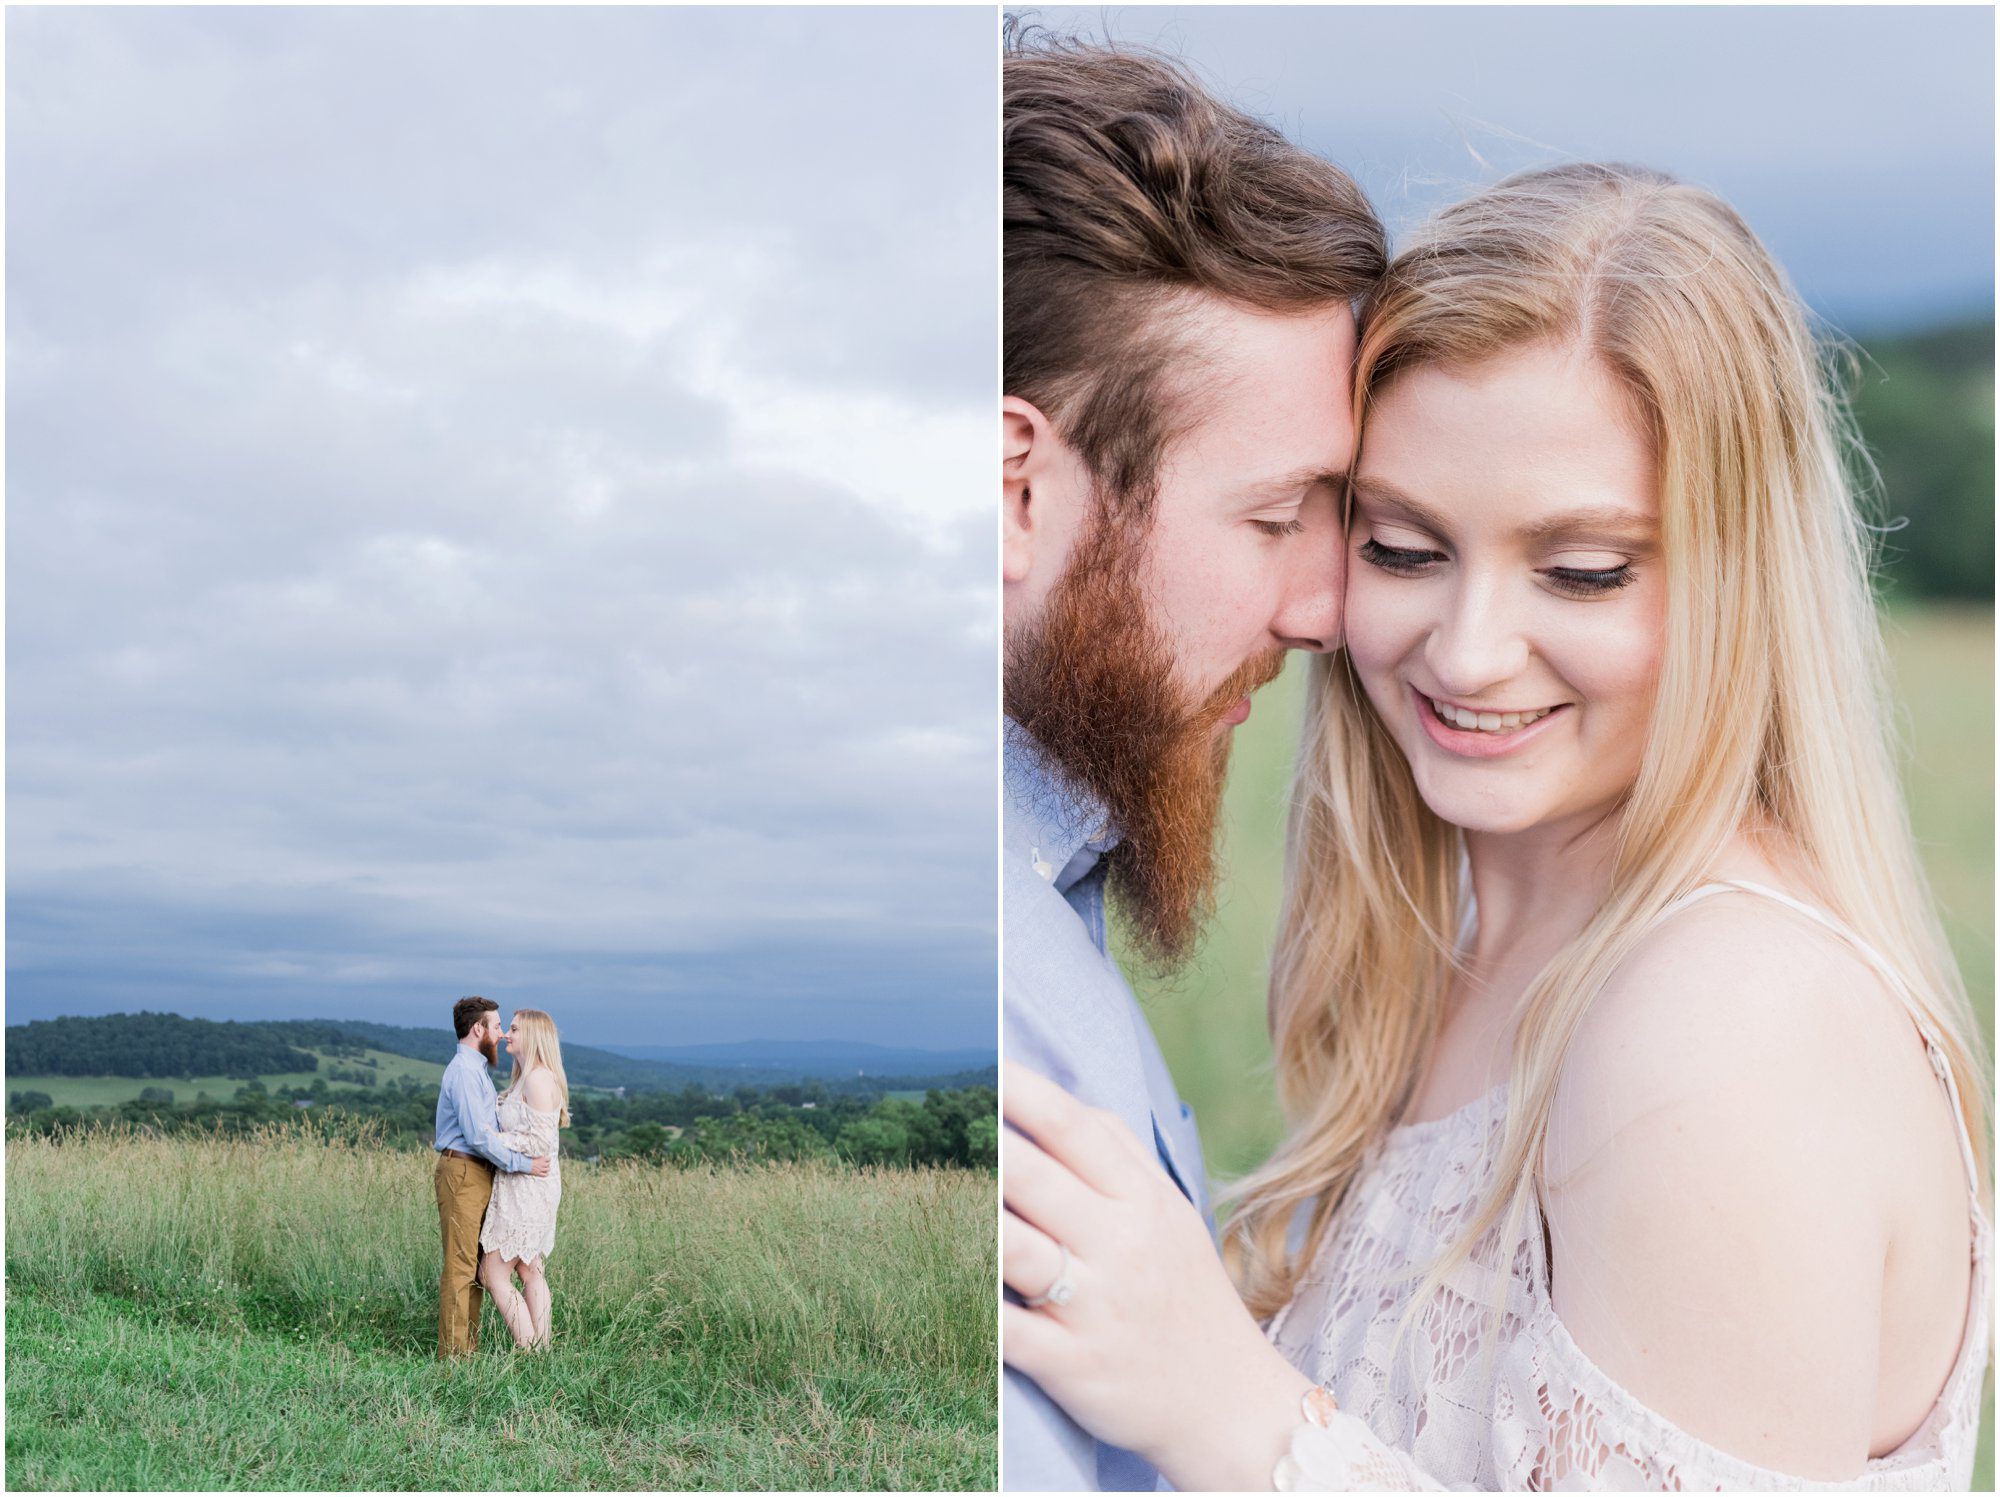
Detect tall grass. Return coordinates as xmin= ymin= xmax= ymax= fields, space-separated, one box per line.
xmin=7 ymin=1121 xmax=996 ymax=1490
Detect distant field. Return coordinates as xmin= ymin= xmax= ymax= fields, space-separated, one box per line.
xmin=8 ymin=1046 xmax=445 ymax=1110
xmin=7 ymin=1127 xmax=995 ymax=1490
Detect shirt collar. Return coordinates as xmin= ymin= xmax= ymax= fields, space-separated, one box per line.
xmin=1005 ymin=719 xmax=1120 ymax=893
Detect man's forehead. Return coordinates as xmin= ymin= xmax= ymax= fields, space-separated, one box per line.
xmin=1171 ymin=304 xmax=1356 ymax=464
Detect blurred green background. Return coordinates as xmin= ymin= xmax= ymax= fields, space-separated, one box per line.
xmin=1115 ymin=316 xmax=1994 ymax=1483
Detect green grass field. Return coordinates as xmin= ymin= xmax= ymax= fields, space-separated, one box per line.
xmin=6 ymin=1125 xmax=996 ymax=1490
xmin=9 ymin=1046 xmax=446 ymax=1110
xmin=1124 ymin=601 xmax=1993 ymax=1484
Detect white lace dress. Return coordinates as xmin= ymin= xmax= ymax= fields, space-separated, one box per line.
xmin=1267 ymin=883 xmax=1991 ymax=1492
xmin=479 ymin=1093 xmax=561 ymax=1266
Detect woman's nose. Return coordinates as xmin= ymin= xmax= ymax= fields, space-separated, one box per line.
xmin=1422 ymin=576 xmax=1531 ymax=697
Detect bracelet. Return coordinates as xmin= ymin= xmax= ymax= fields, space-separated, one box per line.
xmin=1302 ymin=1384 xmax=1340 ymax=1429
xmin=1272 ymin=1385 xmax=1341 ymax=1491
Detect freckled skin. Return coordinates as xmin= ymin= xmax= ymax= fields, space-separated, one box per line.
xmin=1344 ymin=341 xmax=1666 ymax=839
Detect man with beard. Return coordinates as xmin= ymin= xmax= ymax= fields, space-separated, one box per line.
xmin=1001 ymin=35 xmax=1385 ymax=1491
xmin=434 ymin=995 xmax=550 ymax=1357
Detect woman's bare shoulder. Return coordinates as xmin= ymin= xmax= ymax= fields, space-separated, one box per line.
xmin=1560 ymin=872 xmax=1921 ymax=1146
xmin=522 ymin=1068 xmax=562 ymax=1109
xmin=1538 ymin=863 xmax=1963 ymax=1476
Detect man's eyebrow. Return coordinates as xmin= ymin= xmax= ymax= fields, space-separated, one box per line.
xmin=1350 ymin=477 xmax=1656 ymax=543
xmin=1229 ymin=468 xmax=1349 ymax=506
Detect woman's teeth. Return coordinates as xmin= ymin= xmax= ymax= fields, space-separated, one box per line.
xmin=1429 ymin=696 xmax=1553 ymax=733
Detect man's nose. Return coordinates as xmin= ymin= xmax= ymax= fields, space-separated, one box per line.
xmin=1270 ymin=519 xmax=1345 ymax=653
xmin=1423 ymin=575 xmax=1531 ymax=695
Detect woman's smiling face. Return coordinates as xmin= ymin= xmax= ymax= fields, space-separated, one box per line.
xmin=1344 ymin=340 xmax=1666 ymax=838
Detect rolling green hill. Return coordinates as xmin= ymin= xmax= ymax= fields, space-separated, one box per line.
xmin=6 ymin=1013 xmax=997 ymax=1113
xmin=8 ymin=1045 xmax=444 ymax=1111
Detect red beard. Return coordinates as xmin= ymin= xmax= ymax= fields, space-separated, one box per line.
xmin=1007 ymin=508 xmax=1284 ymax=967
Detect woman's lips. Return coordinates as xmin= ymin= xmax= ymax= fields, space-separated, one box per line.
xmin=1411 ymin=685 xmax=1570 ymax=759
xmin=1221 ymin=695 xmax=1253 ymax=727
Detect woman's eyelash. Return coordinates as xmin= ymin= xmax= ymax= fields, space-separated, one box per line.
xmin=1359 ymin=539 xmax=1638 ymax=598
xmin=1542 ymin=564 xmax=1636 ymax=597
xmin=1252 ymin=518 xmax=1306 ymax=538
xmin=1358 ymin=538 xmax=1444 ymax=572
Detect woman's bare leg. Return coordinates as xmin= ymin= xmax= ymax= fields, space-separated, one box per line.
xmin=478 ymin=1250 xmax=535 ymax=1348
xmin=518 ymin=1257 xmax=552 ymax=1348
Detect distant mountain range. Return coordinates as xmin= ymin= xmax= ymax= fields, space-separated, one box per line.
xmin=600 ymin=1040 xmax=995 ymax=1078
xmin=7 ymin=1012 xmax=996 ymax=1093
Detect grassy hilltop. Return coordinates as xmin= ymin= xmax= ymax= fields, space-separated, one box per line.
xmin=7 ymin=1125 xmax=995 ymax=1490
xmin=8 ymin=1043 xmax=445 ymax=1110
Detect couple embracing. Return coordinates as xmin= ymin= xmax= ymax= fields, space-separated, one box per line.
xmin=1001 ymin=38 xmax=1988 ymax=1494
xmin=435 ymin=996 xmax=570 ymax=1357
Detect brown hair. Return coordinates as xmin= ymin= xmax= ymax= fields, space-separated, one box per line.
xmin=1004 ymin=27 xmax=1386 ymax=514
xmin=452 ymin=996 xmax=497 ymax=1040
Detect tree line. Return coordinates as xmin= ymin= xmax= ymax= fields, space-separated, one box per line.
xmin=8 ymin=1010 xmax=995 ymax=1099
xmin=1850 ymin=316 xmax=1992 ymax=601
xmin=6 ymin=1073 xmax=998 ymax=1171
xmin=6 ymin=1012 xmax=327 ymax=1079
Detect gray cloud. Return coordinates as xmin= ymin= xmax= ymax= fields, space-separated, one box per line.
xmin=1027 ymin=5 xmax=1993 ymax=331
xmin=8 ymin=6 xmax=998 ymax=1049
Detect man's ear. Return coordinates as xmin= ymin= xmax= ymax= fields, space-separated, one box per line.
xmin=1003 ymin=395 xmax=1058 ymax=587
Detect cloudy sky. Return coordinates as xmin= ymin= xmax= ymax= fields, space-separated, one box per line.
xmin=1031 ymin=5 xmax=1993 ymax=332
xmin=8 ymin=7 xmax=997 ymax=1049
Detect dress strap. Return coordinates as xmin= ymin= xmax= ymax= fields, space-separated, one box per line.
xmin=1655 ymin=879 xmax=1981 ymax=1201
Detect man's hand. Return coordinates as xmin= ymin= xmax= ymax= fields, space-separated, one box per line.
xmin=1001 ymin=1061 xmax=1311 ymax=1490
xmin=529 ymin=1156 xmax=551 ymax=1177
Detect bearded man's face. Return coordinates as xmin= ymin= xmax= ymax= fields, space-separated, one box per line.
xmin=1006 ymin=505 xmax=1283 ymax=966
xmin=1004 ymin=301 xmax=1357 ymax=963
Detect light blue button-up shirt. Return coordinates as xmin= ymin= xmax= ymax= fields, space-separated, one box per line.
xmin=1003 ymin=720 xmax=1211 ymax=1493
xmin=433 ymin=1042 xmax=532 ymax=1173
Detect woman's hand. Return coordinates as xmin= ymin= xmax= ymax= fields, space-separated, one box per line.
xmin=1002 ymin=1061 xmax=1313 ymax=1491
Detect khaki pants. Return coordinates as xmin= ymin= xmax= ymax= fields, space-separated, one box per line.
xmin=436 ymin=1152 xmax=496 ymax=1357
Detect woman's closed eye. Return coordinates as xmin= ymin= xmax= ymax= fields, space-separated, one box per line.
xmin=1541 ymin=550 xmax=1638 ymax=598
xmin=1541 ymin=561 xmax=1637 ymax=598
xmin=1358 ymin=536 xmax=1446 ymax=574
xmin=1360 ymin=533 xmax=1639 ymax=599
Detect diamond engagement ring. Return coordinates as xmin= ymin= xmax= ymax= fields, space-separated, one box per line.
xmin=1023 ymin=1243 xmax=1077 ymax=1309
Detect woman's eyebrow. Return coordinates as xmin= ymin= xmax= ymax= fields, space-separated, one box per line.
xmin=1351 ymin=478 xmax=1655 ymax=544
xmin=1347 ymin=476 xmax=1451 ymax=530
xmin=1519 ymin=506 xmax=1657 ymax=543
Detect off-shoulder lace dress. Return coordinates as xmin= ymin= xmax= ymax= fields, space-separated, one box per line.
xmin=480 ymin=1091 xmax=562 ymax=1266
xmin=1267 ymin=882 xmax=1990 ymax=1491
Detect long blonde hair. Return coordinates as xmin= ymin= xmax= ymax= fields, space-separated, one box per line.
xmin=1227 ymin=162 xmax=1989 ymax=1322
xmin=504 ymin=1008 xmax=571 ymax=1128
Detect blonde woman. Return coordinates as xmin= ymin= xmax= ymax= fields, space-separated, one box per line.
xmin=1002 ymin=164 xmax=1989 ymax=1489
xmin=479 ymin=1008 xmax=569 ymax=1350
